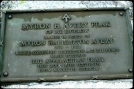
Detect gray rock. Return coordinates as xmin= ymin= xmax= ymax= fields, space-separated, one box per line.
xmin=0 ymin=1 xmax=133 ymax=88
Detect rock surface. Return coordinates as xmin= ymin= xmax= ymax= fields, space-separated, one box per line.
xmin=0 ymin=1 xmax=133 ymax=88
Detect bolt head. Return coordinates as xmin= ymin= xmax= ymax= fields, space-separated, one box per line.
xmin=8 ymin=15 xmax=12 ymax=19
xmin=128 ymin=68 xmax=133 ymax=73
xmin=3 ymin=71 xmax=9 ymax=77
xmin=119 ymin=12 xmax=123 ymax=16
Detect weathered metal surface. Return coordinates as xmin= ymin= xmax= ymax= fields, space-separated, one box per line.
xmin=0 ymin=8 xmax=133 ymax=82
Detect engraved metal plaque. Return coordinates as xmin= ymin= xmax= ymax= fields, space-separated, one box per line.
xmin=0 ymin=8 xmax=133 ymax=82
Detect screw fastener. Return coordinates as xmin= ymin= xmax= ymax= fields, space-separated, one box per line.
xmin=119 ymin=12 xmax=123 ymax=16
xmin=8 ymin=15 xmax=12 ymax=19
xmin=3 ymin=71 xmax=9 ymax=77
xmin=128 ymin=68 xmax=133 ymax=73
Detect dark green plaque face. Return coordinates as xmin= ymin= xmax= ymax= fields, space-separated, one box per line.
xmin=0 ymin=9 xmax=133 ymax=82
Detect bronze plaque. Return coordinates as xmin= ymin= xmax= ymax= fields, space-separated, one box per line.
xmin=0 ymin=8 xmax=133 ymax=82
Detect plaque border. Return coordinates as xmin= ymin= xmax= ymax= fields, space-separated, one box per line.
xmin=0 ymin=8 xmax=133 ymax=82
